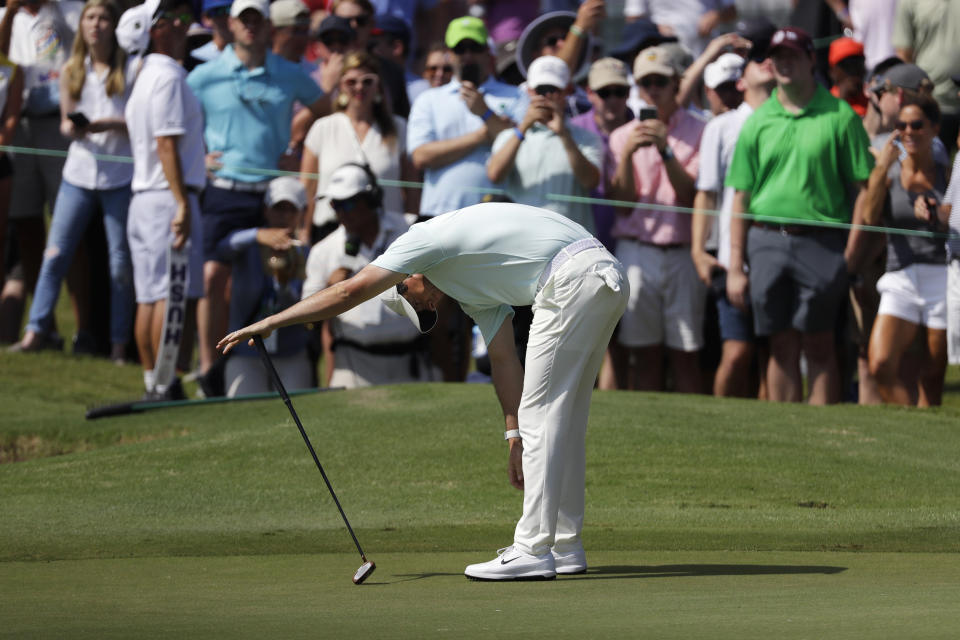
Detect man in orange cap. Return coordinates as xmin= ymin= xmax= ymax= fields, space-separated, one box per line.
xmin=829 ymin=37 xmax=868 ymax=116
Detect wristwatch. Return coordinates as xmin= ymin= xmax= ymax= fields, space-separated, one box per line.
xmin=659 ymin=145 xmax=675 ymax=161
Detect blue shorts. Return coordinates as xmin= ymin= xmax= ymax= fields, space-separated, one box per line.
xmin=200 ymin=185 xmax=264 ymax=262
xmin=716 ymin=294 xmax=755 ymax=342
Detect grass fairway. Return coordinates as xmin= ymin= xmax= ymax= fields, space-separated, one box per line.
xmin=2 ymin=351 xmax=960 ymax=637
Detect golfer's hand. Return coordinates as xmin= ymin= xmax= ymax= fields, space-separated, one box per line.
xmin=726 ymin=267 xmax=749 ymax=313
xmin=508 ymin=439 xmax=523 ymax=490
xmin=218 ymin=320 xmax=274 ymax=355
xmin=171 ymin=201 xmax=189 ymax=250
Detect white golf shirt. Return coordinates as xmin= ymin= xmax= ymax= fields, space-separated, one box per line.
xmin=372 ymin=202 xmax=592 ymax=342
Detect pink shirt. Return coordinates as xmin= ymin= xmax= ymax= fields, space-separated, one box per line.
xmin=609 ymin=108 xmax=706 ymax=245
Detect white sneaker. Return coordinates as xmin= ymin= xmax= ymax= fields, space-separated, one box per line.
xmin=551 ymin=545 xmax=587 ymax=575
xmin=464 ymin=546 xmax=557 ymax=581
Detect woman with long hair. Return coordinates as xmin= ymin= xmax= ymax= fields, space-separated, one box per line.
xmin=300 ymin=50 xmax=417 ymax=241
xmin=864 ymin=94 xmax=951 ymax=406
xmin=12 ymin=0 xmax=134 ymax=361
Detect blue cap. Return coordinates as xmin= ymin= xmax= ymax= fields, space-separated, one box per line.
xmin=202 ymin=0 xmax=232 ymax=13
xmin=610 ymin=18 xmax=674 ymax=61
xmin=375 ymin=14 xmax=410 ymax=42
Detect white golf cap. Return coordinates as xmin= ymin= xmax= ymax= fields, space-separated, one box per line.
xmin=116 ymin=0 xmax=160 ymax=55
xmin=231 ymin=0 xmax=270 ymax=18
xmin=526 ymin=55 xmax=570 ymax=89
xmin=379 ymin=286 xmax=438 ymax=334
xmin=270 ymin=0 xmax=309 ymax=27
xmin=322 ymin=163 xmax=376 ymax=201
xmin=704 ymin=53 xmax=745 ymax=89
xmin=265 ymin=176 xmax=307 ymax=210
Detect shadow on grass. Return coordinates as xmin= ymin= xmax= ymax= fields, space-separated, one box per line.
xmin=391 ymin=564 xmax=847 ymax=583
xmin=575 ymin=564 xmax=847 ymax=580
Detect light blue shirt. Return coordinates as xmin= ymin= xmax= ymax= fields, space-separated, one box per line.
xmin=372 ymin=202 xmax=591 ymax=341
xmin=407 ymin=79 xmax=523 ymax=216
xmin=187 ymin=46 xmax=323 ymax=183
xmin=492 ymin=121 xmax=602 ymax=233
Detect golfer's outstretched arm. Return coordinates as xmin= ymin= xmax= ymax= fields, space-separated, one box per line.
xmin=486 ymin=319 xmax=526 ymax=490
xmin=218 ymin=264 xmax=405 ymax=354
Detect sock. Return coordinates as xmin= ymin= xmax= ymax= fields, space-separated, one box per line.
xmin=143 ymin=369 xmax=155 ymax=392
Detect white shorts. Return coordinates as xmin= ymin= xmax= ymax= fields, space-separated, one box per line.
xmin=876 ymin=263 xmax=947 ymax=330
xmin=127 ymin=190 xmax=204 ymax=304
xmin=946 ymin=258 xmax=960 ymax=364
xmin=615 ymin=238 xmax=706 ymax=351
xmin=225 ymin=352 xmax=314 ymax=397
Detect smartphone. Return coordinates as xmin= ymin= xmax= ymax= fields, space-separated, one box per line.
xmin=638 ymin=107 xmax=658 ymax=121
xmin=67 ymin=111 xmax=90 ymax=128
xmin=460 ymin=63 xmax=482 ymax=86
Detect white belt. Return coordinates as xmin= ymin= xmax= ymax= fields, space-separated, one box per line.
xmin=210 ymin=177 xmax=270 ymax=193
xmin=537 ymin=238 xmax=605 ymax=292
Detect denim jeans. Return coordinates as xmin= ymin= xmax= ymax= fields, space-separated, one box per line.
xmin=26 ymin=180 xmax=134 ymax=344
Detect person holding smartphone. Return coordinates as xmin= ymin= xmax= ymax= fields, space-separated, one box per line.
xmin=11 ymin=0 xmax=135 ymax=360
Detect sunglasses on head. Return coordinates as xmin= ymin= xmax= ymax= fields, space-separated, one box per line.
xmin=894 ymin=119 xmax=926 ymax=131
xmin=639 ymin=75 xmax=670 ymax=88
xmin=535 ymin=84 xmax=562 ymax=96
xmin=343 ymin=74 xmax=378 ymax=89
xmin=453 ymin=40 xmax=486 ymax=55
xmin=426 ymin=64 xmax=454 ymax=74
xmin=596 ymin=86 xmax=629 ymax=99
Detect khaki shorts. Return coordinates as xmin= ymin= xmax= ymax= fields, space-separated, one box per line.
xmin=616 ymin=238 xmax=706 ymax=351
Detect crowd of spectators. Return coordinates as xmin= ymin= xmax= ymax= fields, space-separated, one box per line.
xmin=2 ymin=0 xmax=960 ymax=408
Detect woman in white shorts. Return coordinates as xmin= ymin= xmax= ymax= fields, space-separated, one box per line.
xmin=863 ymin=95 xmax=950 ymax=406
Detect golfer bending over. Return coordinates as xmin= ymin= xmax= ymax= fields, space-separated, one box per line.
xmin=219 ymin=196 xmax=628 ymax=581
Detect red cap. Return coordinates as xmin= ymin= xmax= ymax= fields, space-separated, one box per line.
xmin=828 ymin=37 xmax=864 ymax=66
xmin=768 ymin=27 xmax=814 ymax=56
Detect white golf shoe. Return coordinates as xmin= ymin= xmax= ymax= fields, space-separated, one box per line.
xmin=464 ymin=545 xmax=557 ymax=581
xmin=551 ymin=545 xmax=587 ymax=575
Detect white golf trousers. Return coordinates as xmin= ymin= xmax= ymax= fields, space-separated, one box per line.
xmin=513 ymin=247 xmax=629 ymax=556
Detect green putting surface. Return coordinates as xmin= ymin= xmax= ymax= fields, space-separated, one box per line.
xmin=4 ymin=552 xmax=959 ymax=638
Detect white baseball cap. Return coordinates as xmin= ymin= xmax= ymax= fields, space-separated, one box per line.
xmin=116 ymin=0 xmax=160 ymax=55
xmin=704 ymin=53 xmax=745 ymax=89
xmin=526 ymin=55 xmax=570 ymax=90
xmin=270 ymin=0 xmax=309 ymax=27
xmin=231 ymin=0 xmax=270 ymax=18
xmin=379 ymin=286 xmax=438 ymax=333
xmin=322 ymin=163 xmax=377 ymax=201
xmin=265 ymin=176 xmax=307 ymax=210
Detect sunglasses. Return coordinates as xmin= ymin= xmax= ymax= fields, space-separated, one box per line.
xmin=343 ymin=74 xmax=378 ymax=89
xmin=639 ymin=75 xmax=670 ymax=88
xmin=534 ymin=84 xmax=562 ymax=96
xmin=425 ymin=64 xmax=454 ymax=74
xmin=540 ymin=34 xmax=565 ymax=48
xmin=346 ymin=14 xmax=370 ymax=28
xmin=331 ymin=198 xmax=360 ymax=213
xmin=395 ymin=281 xmax=408 ymax=295
xmin=156 ymin=10 xmax=193 ymax=24
xmin=596 ymin=86 xmax=629 ymax=99
xmin=453 ymin=40 xmax=486 ymax=55
xmin=205 ymin=5 xmax=229 ymax=17
xmin=894 ymin=119 xmax=926 ymax=131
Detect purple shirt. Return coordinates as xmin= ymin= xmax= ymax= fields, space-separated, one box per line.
xmin=570 ymin=109 xmax=618 ymax=251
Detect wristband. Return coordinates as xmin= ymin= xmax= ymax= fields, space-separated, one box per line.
xmin=504 ymin=429 xmax=521 ymax=440
xmin=481 ymin=107 xmax=494 ymax=122
xmin=513 ymin=126 xmax=525 ymax=142
xmin=659 ymin=145 xmax=675 ymax=162
xmin=569 ymin=24 xmax=585 ymax=38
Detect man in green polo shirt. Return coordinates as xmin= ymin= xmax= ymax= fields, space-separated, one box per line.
xmin=725 ymin=26 xmax=874 ymax=405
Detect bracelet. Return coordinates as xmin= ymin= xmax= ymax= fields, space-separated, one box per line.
xmin=659 ymin=145 xmax=675 ymax=162
xmin=569 ymin=24 xmax=585 ymax=38
xmin=513 ymin=126 xmax=525 ymax=142
xmin=481 ymin=107 xmax=494 ymax=122
xmin=505 ymin=429 xmax=521 ymax=440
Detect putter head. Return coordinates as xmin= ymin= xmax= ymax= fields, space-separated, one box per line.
xmin=353 ymin=560 xmax=376 ymax=585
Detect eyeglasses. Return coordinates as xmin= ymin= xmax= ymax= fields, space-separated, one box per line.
xmin=894 ymin=119 xmax=926 ymax=131
xmin=205 ymin=6 xmax=229 ymax=18
xmin=343 ymin=74 xmax=378 ymax=89
xmin=155 ymin=10 xmax=193 ymax=24
xmin=452 ymin=40 xmax=486 ymax=55
xmin=331 ymin=198 xmax=360 ymax=212
xmin=639 ymin=75 xmax=670 ymax=88
xmin=534 ymin=85 xmax=562 ymax=96
xmin=596 ymin=86 xmax=629 ymax=99
xmin=425 ymin=64 xmax=454 ymax=74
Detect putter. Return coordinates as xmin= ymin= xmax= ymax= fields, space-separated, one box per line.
xmin=253 ymin=335 xmax=376 ymax=585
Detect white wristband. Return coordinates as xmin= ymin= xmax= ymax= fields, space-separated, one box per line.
xmin=504 ymin=429 xmax=521 ymax=440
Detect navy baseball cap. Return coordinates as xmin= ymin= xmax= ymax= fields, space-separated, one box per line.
xmin=610 ymin=18 xmax=674 ymax=61
xmin=202 ymin=0 xmax=232 ymax=13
